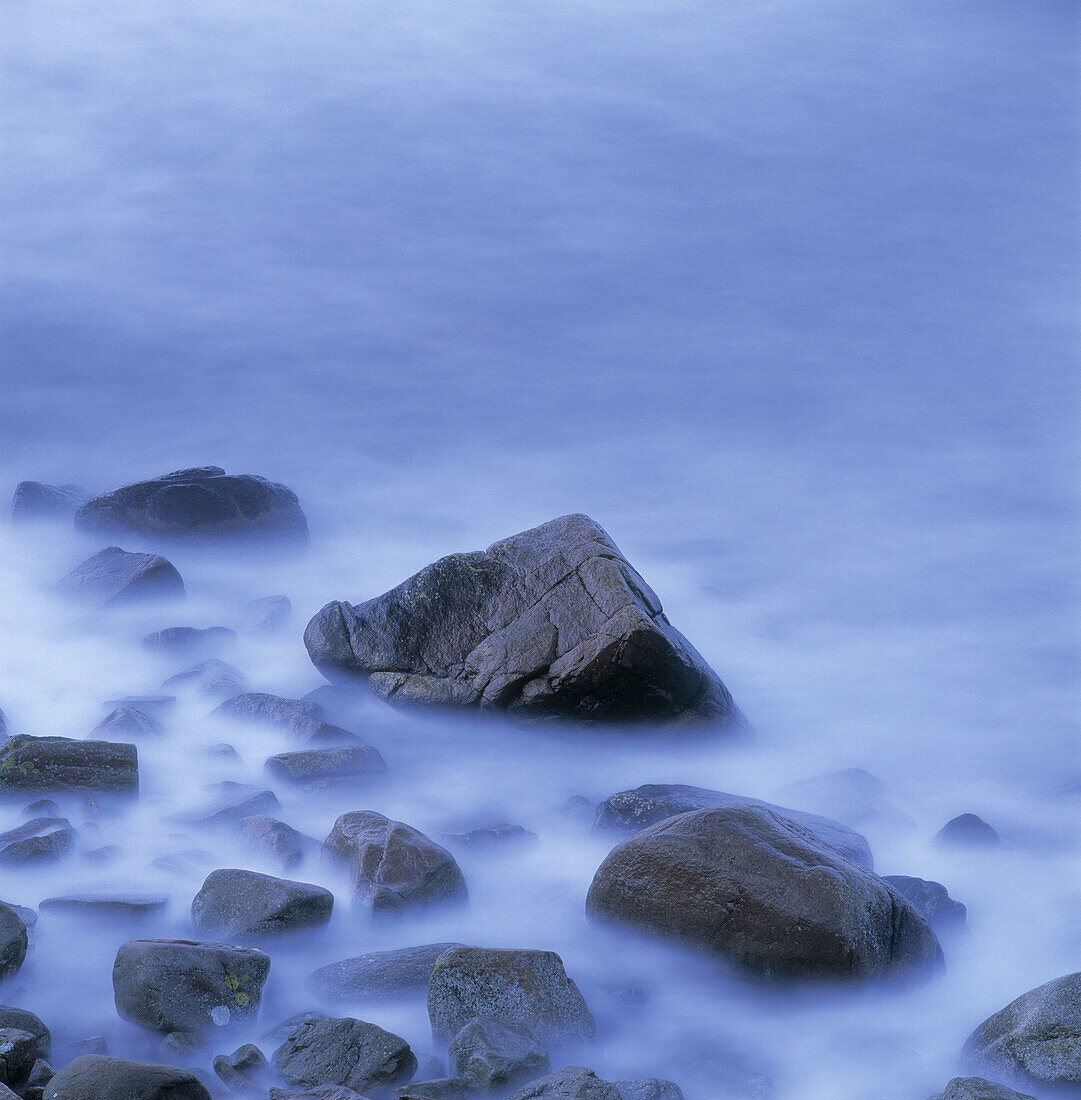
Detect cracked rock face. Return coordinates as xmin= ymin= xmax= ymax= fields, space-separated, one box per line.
xmin=586 ymin=805 xmax=943 ymax=981
xmin=304 ymin=514 xmax=742 ymax=726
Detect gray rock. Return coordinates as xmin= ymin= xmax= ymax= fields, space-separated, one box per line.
xmin=188 ymin=784 xmax=281 ymax=829
xmin=932 ymin=1078 xmax=1036 ymax=1100
xmin=270 ymin=1088 xmax=369 ymax=1100
xmin=324 ymin=811 xmax=467 ymax=916
xmin=75 ymin=467 xmax=308 ymax=544
xmin=0 ymin=904 xmax=35 ymax=935
xmin=963 ymin=971 xmax=1081 ymax=1087
xmin=262 ymin=1012 xmax=329 ymax=1046
xmin=214 ymin=693 xmax=325 ymax=727
xmin=613 ymin=1081 xmax=684 ymax=1100
xmin=103 ymin=695 xmax=176 ymax=720
xmin=586 ymin=805 xmax=942 ymax=980
xmin=143 ymin=627 xmax=237 ymax=655
xmin=213 ymin=1043 xmax=271 ymax=1095
xmin=503 ymin=1067 xmax=621 ymax=1100
xmin=0 ymin=1028 xmax=37 ymax=1087
xmin=112 ymin=939 xmax=270 ymax=1033
xmin=239 ymin=816 xmax=314 ymax=870
xmin=286 ymin=718 xmax=364 ymax=747
xmin=593 ymin=784 xmax=873 ymax=869
xmin=162 ymin=1030 xmax=206 ymax=1057
xmin=936 ymin=814 xmax=1001 ymax=848
xmin=162 ymin=660 xmax=245 ymax=700
xmin=22 ymin=800 xmax=60 ymax=818
xmin=0 ymin=735 xmax=138 ymax=793
xmin=0 ymin=818 xmax=76 ymax=864
xmin=396 ymin=1081 xmax=471 ymax=1099
xmin=192 ymin=869 xmax=333 ymax=938
xmin=240 ymin=596 xmax=292 ymax=632
xmin=24 ymin=1057 xmax=54 ymax=1092
xmin=304 ymin=514 xmax=743 ymax=727
xmin=265 ymin=746 xmax=387 ymax=789
xmin=58 ymin=547 xmax=184 ymax=606
xmin=883 ymin=876 xmax=966 ymax=931
xmin=42 ymin=1054 xmax=210 ymax=1099
xmin=780 ymin=768 xmax=906 ymax=830
xmin=0 ymin=1008 xmax=48 ymax=1062
xmin=91 ymin=705 xmax=160 ymax=740
xmin=309 ymin=944 xmax=464 ymax=1004
xmin=272 ymin=1016 xmax=416 ymax=1094
xmin=440 ymin=825 xmax=538 ymax=850
xmin=10 ymin=482 xmax=84 ymax=523
xmin=0 ymin=905 xmax=29 ymax=980
xmin=39 ymin=895 xmax=168 ymax=920
xmin=450 ymin=1017 xmax=550 ymax=1092
xmin=428 ymin=947 xmax=596 ymax=1046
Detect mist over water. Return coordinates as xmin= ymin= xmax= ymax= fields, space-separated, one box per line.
xmin=2 ymin=0 xmax=1079 ymax=1096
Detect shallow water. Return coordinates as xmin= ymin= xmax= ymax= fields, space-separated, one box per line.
xmin=1 ymin=0 xmax=1079 ymax=1096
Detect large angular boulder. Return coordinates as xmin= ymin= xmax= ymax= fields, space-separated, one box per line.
xmin=450 ymin=1017 xmax=550 ymax=1093
xmin=503 ymin=1067 xmax=620 ymax=1099
xmin=586 ymin=805 xmax=942 ymax=981
xmin=308 ymin=944 xmax=463 ymax=1003
xmin=113 ymin=939 xmax=270 ymax=1033
xmin=75 ymin=467 xmax=308 ymax=543
xmin=304 ymin=514 xmax=742 ymax=726
xmin=58 ymin=547 xmax=184 ymax=606
xmin=324 ymin=811 xmax=467 ymax=916
xmin=272 ymin=1016 xmax=416 ymax=1094
xmin=0 ymin=736 xmax=137 ymax=793
xmin=10 ymin=482 xmax=85 ymax=523
xmin=594 ymin=784 xmax=873 ymax=868
xmin=963 ymin=971 xmax=1081 ymax=1087
xmin=427 ymin=947 xmax=595 ymax=1045
xmin=192 ymin=869 xmax=333 ymax=937
xmin=42 ymin=1055 xmax=210 ymax=1100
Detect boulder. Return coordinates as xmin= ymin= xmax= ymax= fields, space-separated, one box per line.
xmin=113 ymin=939 xmax=270 ymax=1033
xmin=308 ymin=944 xmax=463 ymax=1004
xmin=396 ymin=1081 xmax=471 ymax=1099
xmin=0 ymin=1028 xmax=37 ymax=1087
xmin=0 ymin=906 xmax=28 ymax=981
xmin=187 ymin=784 xmax=281 ymax=829
xmin=0 ymin=1008 xmax=49 ymax=1061
xmin=450 ymin=1017 xmax=550 ymax=1092
xmin=0 ymin=818 xmax=76 ymax=864
xmin=214 ymin=693 xmax=324 ymax=727
xmin=143 ymin=627 xmax=236 ymax=655
xmin=883 ymin=876 xmax=966 ymax=932
xmin=272 ymin=1016 xmax=416 ymax=1094
xmin=613 ymin=1081 xmax=684 ymax=1100
xmin=586 ymin=805 xmax=942 ymax=981
xmin=192 ymin=869 xmax=333 ymax=938
xmin=428 ymin=947 xmax=595 ymax=1045
xmin=286 ymin=718 xmax=363 ymax=747
xmin=162 ymin=660 xmax=245 ymax=700
xmin=42 ymin=1055 xmax=210 ymax=1100
xmin=936 ymin=814 xmax=1001 ymax=848
xmin=239 ymin=816 xmax=314 ymax=870
xmin=58 ymin=547 xmax=184 ymax=606
xmin=91 ymin=706 xmax=160 ymax=740
xmin=503 ymin=1067 xmax=621 ymax=1099
xmin=213 ymin=1043 xmax=271 ymax=1095
xmin=304 ymin=514 xmax=743 ymax=727
xmin=0 ymin=736 xmax=137 ymax=793
xmin=593 ymin=784 xmax=873 ymax=869
xmin=39 ymin=895 xmax=167 ymax=920
xmin=270 ymin=1088 xmax=368 ymax=1100
xmin=265 ymin=747 xmax=387 ymax=789
xmin=963 ymin=971 xmax=1081 ymax=1087
xmin=240 ymin=596 xmax=292 ymax=632
xmin=75 ymin=468 xmax=308 ymax=544
xmin=931 ymin=1079 xmax=1036 ymax=1100
xmin=10 ymin=482 xmax=84 ymax=523
xmin=324 ymin=812 xmax=467 ymax=916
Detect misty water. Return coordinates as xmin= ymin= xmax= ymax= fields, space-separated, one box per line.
xmin=2 ymin=0 xmax=1079 ymax=1096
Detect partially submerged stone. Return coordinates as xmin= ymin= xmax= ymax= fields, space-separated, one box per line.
xmin=192 ymin=869 xmax=333 ymax=938
xmin=187 ymin=784 xmax=281 ymax=829
xmin=0 ymin=906 xmax=28 ymax=982
xmin=931 ymin=1078 xmax=1036 ymax=1100
xmin=214 ymin=693 xmax=324 ymax=727
xmin=239 ymin=816 xmax=315 ymax=870
xmin=0 ymin=1028 xmax=38 ymax=1089
xmin=449 ymin=1017 xmax=551 ymax=1093
xmin=0 ymin=736 xmax=137 ymax=793
xmin=91 ymin=706 xmax=160 ymax=740
xmin=11 ymin=482 xmax=85 ymax=523
xmin=883 ymin=876 xmax=966 ymax=932
xmin=304 ymin=514 xmax=743 ymax=727
xmin=503 ymin=1066 xmax=620 ymax=1099
xmin=936 ymin=814 xmax=1001 ymax=848
xmin=42 ymin=1054 xmax=210 ymax=1100
xmin=142 ymin=626 xmax=236 ymax=655
xmin=0 ymin=818 xmax=76 ymax=864
xmin=308 ymin=944 xmax=463 ymax=1004
xmin=265 ymin=746 xmax=387 ymax=789
xmin=58 ymin=547 xmax=184 ymax=607
xmin=39 ymin=895 xmax=168 ymax=920
xmin=0 ymin=1008 xmax=49 ymax=1062
xmin=162 ymin=660 xmax=245 ymax=700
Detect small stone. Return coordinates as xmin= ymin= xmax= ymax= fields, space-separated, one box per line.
xmin=502 ymin=1066 xmax=621 ymax=1099
xmin=440 ymin=825 xmax=538 ymax=850
xmin=614 ymin=1081 xmax=685 ymax=1100
xmin=39 ymin=895 xmax=168 ymax=920
xmin=143 ymin=627 xmax=237 ymax=655
xmin=213 ymin=693 xmax=323 ymax=728
xmin=103 ymin=696 xmax=176 ymax=720
xmin=0 ymin=819 xmax=76 ymax=864
xmin=92 ymin=706 xmax=160 ymax=740
xmin=0 ymin=1028 xmax=37 ymax=1087
xmin=883 ymin=876 xmax=967 ymax=931
xmin=0 ymin=1008 xmax=49 ymax=1061
xmin=10 ymin=482 xmax=84 ymax=523
xmin=58 ymin=547 xmax=184 ymax=607
xmin=0 ymin=736 xmax=138 ymax=793
xmin=932 ymin=1078 xmax=1036 ymax=1100
xmin=238 ymin=816 xmax=313 ymax=870
xmin=187 ymin=784 xmax=281 ymax=829
xmin=213 ymin=1043 xmax=270 ymax=1095
xmin=936 ymin=814 xmax=1001 ymax=848
xmin=162 ymin=661 xmax=245 ymax=700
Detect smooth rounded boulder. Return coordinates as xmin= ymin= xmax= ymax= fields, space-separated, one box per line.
xmin=58 ymin=547 xmax=184 ymax=607
xmin=586 ymin=805 xmax=942 ymax=981
xmin=75 ymin=467 xmax=308 ymax=544
xmin=192 ymin=868 xmax=333 ymax=937
xmin=304 ymin=513 xmax=743 ymax=727
xmin=42 ymin=1054 xmax=210 ymax=1100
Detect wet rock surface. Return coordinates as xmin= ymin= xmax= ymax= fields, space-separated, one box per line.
xmin=143 ymin=626 xmax=237 ymax=655
xmin=239 ymin=815 xmax=315 ymax=869
xmin=91 ymin=705 xmax=160 ymax=740
xmin=0 ymin=736 xmax=137 ymax=793
xmin=883 ymin=876 xmax=967 ymax=932
xmin=214 ymin=693 xmax=325 ymax=727
xmin=41 ymin=1054 xmax=211 ymax=1099
xmin=39 ymin=895 xmax=168 ymax=920
xmin=0 ymin=907 xmax=29 ymax=981
xmin=304 ymin=514 xmax=743 ymax=726
xmin=309 ymin=944 xmax=463 ymax=1004
xmin=930 ymin=1078 xmax=1036 ymax=1100
xmin=265 ymin=746 xmax=387 ymax=789
xmin=191 ymin=868 xmax=334 ymax=938
xmin=0 ymin=818 xmax=77 ymax=864
xmin=449 ymin=1016 xmax=551 ymax=1092
xmin=503 ymin=1066 xmax=621 ymax=1099
xmin=58 ymin=546 xmax=185 ymax=606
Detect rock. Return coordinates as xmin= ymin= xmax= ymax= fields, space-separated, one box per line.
xmin=21 ymin=800 xmax=58 ymax=819
xmin=936 ymin=814 xmax=1001 ymax=848
xmin=270 ymin=1088 xmax=369 ymax=1100
xmin=103 ymin=695 xmax=176 ymax=720
xmin=113 ymin=939 xmax=270 ymax=1033
xmin=39 ymin=895 xmax=168 ymax=920
xmin=0 ymin=903 xmax=31 ymax=979
xmin=593 ymin=784 xmax=874 ymax=869
xmin=324 ymin=812 xmax=467 ymax=916
xmin=931 ymin=1079 xmax=1036 ymax=1100
xmin=396 ymin=1081 xmax=471 ymax=1099
xmin=613 ymin=1081 xmax=684 ymax=1100
xmin=0 ymin=736 xmax=137 ymax=793
xmin=10 ymin=482 xmax=84 ymax=523
xmin=91 ymin=706 xmax=160 ymax=740
xmin=0 ymin=905 xmax=35 ymax=935
xmin=75 ymin=467 xmax=308 ymax=544
xmin=304 ymin=513 xmax=743 ymax=727
xmin=427 ymin=947 xmax=596 ymax=1046
xmin=192 ymin=869 xmax=333 ymax=938
xmin=240 ymin=596 xmax=292 ymax=632
xmin=0 ymin=1028 xmax=37 ymax=1087
xmin=272 ymin=1016 xmax=416 ymax=1094
xmin=503 ymin=1067 xmax=621 ymax=1099
xmin=58 ymin=547 xmax=184 ymax=607
xmin=162 ymin=660 xmax=245 ymax=700
xmin=883 ymin=876 xmax=966 ymax=932
xmin=0 ymin=1009 xmax=48 ymax=1062
xmin=188 ymin=784 xmax=281 ymax=829
xmin=215 ymin=693 xmax=325 ymax=727
xmin=42 ymin=1054 xmax=211 ymax=1099
xmin=440 ymin=825 xmax=538 ymax=850
xmin=262 ymin=1012 xmax=330 ymax=1046
xmin=308 ymin=944 xmax=464 ymax=1004
xmin=265 ymin=746 xmax=387 ymax=790
xmin=780 ymin=768 xmax=906 ymax=830
xmin=24 ymin=1058 xmax=54 ymax=1093
xmin=152 ymin=849 xmax=212 ymax=875
xmin=0 ymin=818 xmax=76 ymax=864
xmin=239 ymin=816 xmax=314 ymax=870
xmin=963 ymin=971 xmax=1081 ymax=1087
xmin=449 ymin=1017 xmax=550 ymax=1092
xmin=162 ymin=1031 xmax=206 ymax=1057
xmin=586 ymin=805 xmax=942 ymax=981
xmin=213 ymin=1043 xmax=271 ymax=1095
xmin=143 ymin=627 xmax=237 ymax=655
xmin=60 ymin=1038 xmax=107 ymax=1059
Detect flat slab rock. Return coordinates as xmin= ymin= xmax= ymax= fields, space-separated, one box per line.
xmin=42 ymin=1054 xmax=210 ymax=1100
xmin=39 ymin=895 xmax=168 ymax=920
xmin=586 ymin=804 xmax=942 ymax=981
xmin=309 ymin=944 xmax=463 ymax=1003
xmin=304 ymin=513 xmax=743 ymax=726
xmin=192 ymin=868 xmax=333 ymax=937
xmin=0 ymin=736 xmax=137 ymax=793
xmin=57 ymin=547 xmax=184 ymax=607
xmin=266 ymin=746 xmax=387 ymax=788
xmin=75 ymin=467 xmax=309 ymax=543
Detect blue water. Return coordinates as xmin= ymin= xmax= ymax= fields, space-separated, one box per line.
xmin=1 ymin=0 xmax=1078 ymax=1096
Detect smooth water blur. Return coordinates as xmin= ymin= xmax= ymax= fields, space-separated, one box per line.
xmin=1 ymin=0 xmax=1079 ymax=1096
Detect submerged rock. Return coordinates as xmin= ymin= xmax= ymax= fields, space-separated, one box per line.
xmin=883 ymin=876 xmax=966 ymax=932
xmin=42 ymin=1054 xmax=210 ymax=1100
xmin=308 ymin=944 xmax=464 ymax=1004
xmin=143 ymin=626 xmax=237 ymax=655
xmin=594 ymin=784 xmax=873 ymax=868
xmin=0 ymin=906 xmax=28 ymax=981
xmin=440 ymin=824 xmax=538 ymax=850
xmin=586 ymin=805 xmax=942 ymax=981
xmin=304 ymin=513 xmax=743 ymax=727
xmin=450 ymin=1017 xmax=551 ymax=1093
xmin=930 ymin=1078 xmax=1036 ymax=1100
xmin=397 ymin=1079 xmax=472 ymax=1099
xmin=10 ymin=482 xmax=85 ymax=523
xmin=75 ymin=467 xmax=308 ymax=544
xmin=58 ymin=547 xmax=184 ymax=607
xmin=113 ymin=939 xmax=270 ymax=1033
xmin=92 ymin=706 xmax=160 ymax=740
xmin=192 ymin=869 xmax=333 ymax=938
xmin=239 ymin=816 xmax=315 ymax=870
xmin=324 ymin=811 xmax=467 ymax=916
xmin=0 ymin=736 xmax=137 ymax=793
xmin=614 ymin=1080 xmax=684 ymax=1100
xmin=187 ymin=784 xmax=281 ymax=829
xmin=270 ymin=1087 xmax=368 ymax=1100
xmin=936 ymin=814 xmax=1001 ymax=848
xmin=503 ymin=1066 xmax=620 ymax=1099
xmin=0 ymin=818 xmax=76 ymax=864
xmin=39 ymin=895 xmax=168 ymax=920
xmin=162 ymin=660 xmax=245 ymax=700
xmin=265 ymin=746 xmax=387 ymax=789
xmin=428 ymin=947 xmax=596 ymax=1046
xmin=215 ymin=693 xmax=324 ymax=727
xmin=240 ymin=595 xmax=292 ymax=632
